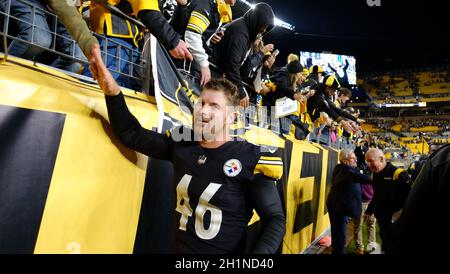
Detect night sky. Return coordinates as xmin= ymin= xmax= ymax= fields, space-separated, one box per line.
xmin=233 ymin=0 xmax=449 ymax=74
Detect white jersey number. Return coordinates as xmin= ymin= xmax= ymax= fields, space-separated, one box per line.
xmin=175 ymin=174 xmax=222 ymax=240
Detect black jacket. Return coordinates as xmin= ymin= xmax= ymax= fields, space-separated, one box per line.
xmin=298 ymin=78 xmax=317 ymax=91
xmin=306 ymin=84 xmax=358 ymax=123
xmin=240 ymin=51 xmax=273 ymax=105
xmin=215 ymin=3 xmax=274 ymax=99
xmin=259 ymin=67 xmax=294 ymax=107
xmin=327 ymin=164 xmax=372 ymax=219
xmin=138 ymin=9 xmax=180 ymax=50
xmin=365 ymin=162 xmax=411 ymax=221
xmin=390 ymin=144 xmax=450 ymax=254
xmin=270 ymin=67 xmax=296 ymax=101
xmin=407 ymin=157 xmax=427 ymax=182
xmin=240 ymin=50 xmax=265 ymax=85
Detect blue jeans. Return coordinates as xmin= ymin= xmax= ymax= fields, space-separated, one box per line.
xmin=2 ymin=0 xmax=85 ymax=72
xmin=82 ymin=36 xmax=140 ymax=90
xmin=328 ymin=207 xmax=349 ymax=254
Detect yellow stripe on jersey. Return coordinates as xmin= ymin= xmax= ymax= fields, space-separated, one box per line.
xmin=393 ymin=168 xmax=406 ymax=180
xmin=254 ymin=156 xmax=283 ymax=180
xmin=192 ymin=11 xmax=210 ymax=25
xmin=254 ymin=163 xmax=283 ymax=180
xmin=107 ymin=0 xmax=121 ymax=5
xmin=129 ymin=0 xmax=160 ymax=16
xmin=260 ymin=156 xmax=283 ymax=161
xmin=187 ymin=23 xmax=203 ymax=34
xmin=187 ymin=11 xmax=210 ymax=34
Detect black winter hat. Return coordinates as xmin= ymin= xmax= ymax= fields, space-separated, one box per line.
xmin=286 ymin=60 xmax=303 ymax=74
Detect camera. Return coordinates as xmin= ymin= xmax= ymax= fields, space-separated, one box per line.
xmin=299 ymin=86 xmax=312 ymax=95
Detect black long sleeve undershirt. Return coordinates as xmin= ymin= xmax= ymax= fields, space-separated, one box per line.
xmin=105 ymin=92 xmax=285 ymax=254
xmin=105 ymin=92 xmax=172 ymax=161
xmin=310 ymin=93 xmax=358 ymax=123
xmin=247 ymin=174 xmax=286 ymax=254
xmin=137 ymin=10 xmax=180 ymax=51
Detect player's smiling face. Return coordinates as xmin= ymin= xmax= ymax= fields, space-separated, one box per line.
xmin=193 ymin=89 xmax=235 ymax=141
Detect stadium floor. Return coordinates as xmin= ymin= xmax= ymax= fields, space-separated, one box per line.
xmin=310 ymin=220 xmax=382 ymax=254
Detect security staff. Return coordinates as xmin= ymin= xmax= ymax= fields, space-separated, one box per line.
xmin=364 ymin=148 xmax=411 ymax=253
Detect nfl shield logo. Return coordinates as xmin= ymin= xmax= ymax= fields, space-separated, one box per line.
xmin=223 ymin=159 xmax=242 ymax=177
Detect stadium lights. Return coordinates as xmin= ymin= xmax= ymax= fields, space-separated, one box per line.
xmin=274 ymin=17 xmax=295 ymax=31
xmin=379 ymin=102 xmax=427 ymax=108
xmin=240 ymin=0 xmax=295 ymax=31
xmin=240 ymin=0 xmax=256 ymax=8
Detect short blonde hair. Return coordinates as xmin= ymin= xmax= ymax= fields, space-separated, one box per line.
xmin=203 ymin=78 xmax=240 ymax=106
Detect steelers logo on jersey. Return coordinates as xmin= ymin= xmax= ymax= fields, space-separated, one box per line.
xmin=223 ymin=159 xmax=242 ymax=177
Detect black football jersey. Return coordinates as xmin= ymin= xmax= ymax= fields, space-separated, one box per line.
xmin=105 ymin=93 xmax=285 ymax=254
xmin=165 ymin=126 xmax=283 ymax=253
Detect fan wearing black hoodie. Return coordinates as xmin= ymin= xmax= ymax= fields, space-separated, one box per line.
xmin=214 ymin=2 xmax=275 ymax=108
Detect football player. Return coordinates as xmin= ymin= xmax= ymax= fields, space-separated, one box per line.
xmin=89 ymin=44 xmax=285 ymax=253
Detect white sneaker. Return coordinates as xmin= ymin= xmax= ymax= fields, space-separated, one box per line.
xmin=367 ymin=242 xmax=380 ymax=254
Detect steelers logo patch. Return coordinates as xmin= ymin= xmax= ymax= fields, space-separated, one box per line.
xmin=223 ymin=159 xmax=242 ymax=177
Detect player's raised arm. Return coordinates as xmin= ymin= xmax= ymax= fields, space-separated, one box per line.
xmin=89 ymin=44 xmax=172 ymax=160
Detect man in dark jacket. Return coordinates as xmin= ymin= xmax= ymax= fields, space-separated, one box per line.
xmin=407 ymin=142 xmax=443 ymax=182
xmin=407 ymin=155 xmax=428 ymax=183
xmin=327 ymin=149 xmax=372 ymax=254
xmin=364 ymin=148 xmax=411 ymax=253
xmin=390 ymin=144 xmax=450 ymax=254
xmin=214 ymin=2 xmax=275 ymax=108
